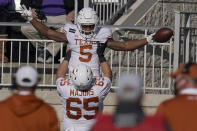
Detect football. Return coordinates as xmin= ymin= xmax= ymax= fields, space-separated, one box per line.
xmin=153 ymin=27 xmax=173 ymax=43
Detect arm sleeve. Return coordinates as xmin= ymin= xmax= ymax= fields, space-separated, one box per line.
xmin=100 ymin=77 xmax=111 ymax=98
xmin=64 ymin=48 xmax=71 ymax=61
xmin=98 ymin=28 xmax=112 ymax=43
xmin=63 ymin=23 xmax=69 ymax=34
xmin=61 ymin=23 xmax=69 ymax=38
xmin=56 ymin=77 xmax=64 ymax=97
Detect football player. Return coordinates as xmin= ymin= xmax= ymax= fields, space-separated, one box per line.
xmin=56 ymin=60 xmax=112 ymax=131
xmin=56 ymin=40 xmax=112 ymax=131
xmin=21 ymin=6 xmax=154 ymax=76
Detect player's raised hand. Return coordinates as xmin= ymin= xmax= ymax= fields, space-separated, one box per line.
xmin=146 ymin=33 xmax=155 ymax=43
xmin=32 ymin=8 xmax=38 ymax=19
xmin=20 ymin=5 xmax=33 ymax=21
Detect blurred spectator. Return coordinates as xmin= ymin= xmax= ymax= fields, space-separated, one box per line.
xmin=91 ymin=72 xmax=170 ymax=131
xmin=156 ymin=63 xmax=197 ymax=131
xmin=0 ymin=0 xmax=15 ymax=62
xmin=0 ymin=66 xmax=59 ymax=131
xmin=20 ymin=0 xmax=83 ymax=63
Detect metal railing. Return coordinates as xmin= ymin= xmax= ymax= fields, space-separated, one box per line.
xmin=90 ymin=0 xmax=136 ymax=25
xmin=106 ymin=34 xmax=173 ymax=94
xmin=0 ymin=26 xmax=174 ymax=94
xmin=0 ymin=39 xmax=64 ymax=87
xmin=174 ymin=11 xmax=197 ymax=71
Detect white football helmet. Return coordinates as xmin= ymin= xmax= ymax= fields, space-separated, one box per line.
xmin=70 ymin=64 xmax=93 ymax=91
xmin=77 ymin=7 xmax=99 ymax=39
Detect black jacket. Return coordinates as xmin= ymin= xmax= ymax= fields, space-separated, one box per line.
xmin=20 ymin=0 xmax=84 ymax=14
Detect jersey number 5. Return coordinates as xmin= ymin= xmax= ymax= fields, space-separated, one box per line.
xmin=79 ymin=45 xmax=92 ymax=62
xmin=66 ymin=97 xmax=99 ymax=120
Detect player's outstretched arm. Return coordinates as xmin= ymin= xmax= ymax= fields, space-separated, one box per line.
xmin=106 ymin=33 xmax=154 ymax=51
xmin=21 ymin=5 xmax=67 ymax=42
xmin=101 ymin=62 xmax=112 ymax=81
xmin=30 ymin=19 xmax=67 ymax=42
xmin=106 ymin=38 xmax=148 ymax=51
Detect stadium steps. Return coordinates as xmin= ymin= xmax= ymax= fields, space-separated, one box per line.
xmin=114 ymin=0 xmax=158 ymax=26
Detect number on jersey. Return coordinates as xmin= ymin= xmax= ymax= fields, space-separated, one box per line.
xmin=95 ymin=77 xmax=104 ymax=86
xmin=66 ymin=97 xmax=99 ymax=120
xmin=60 ymin=78 xmax=70 ymax=86
xmin=79 ymin=45 xmax=92 ymax=62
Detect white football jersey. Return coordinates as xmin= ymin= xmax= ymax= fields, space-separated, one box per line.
xmin=56 ymin=77 xmax=111 ymax=131
xmin=63 ymin=23 xmax=112 ymax=77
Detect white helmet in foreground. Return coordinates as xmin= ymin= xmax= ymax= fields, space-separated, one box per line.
xmin=71 ymin=64 xmax=93 ymax=91
xmin=77 ymin=7 xmax=99 ymax=39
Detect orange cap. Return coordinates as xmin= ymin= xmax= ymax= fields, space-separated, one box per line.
xmin=170 ymin=63 xmax=197 ymax=79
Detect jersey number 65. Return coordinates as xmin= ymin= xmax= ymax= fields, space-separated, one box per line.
xmin=66 ymin=96 xmax=99 ymax=120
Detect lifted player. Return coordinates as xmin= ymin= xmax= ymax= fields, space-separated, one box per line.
xmin=21 ymin=7 xmax=154 ymax=76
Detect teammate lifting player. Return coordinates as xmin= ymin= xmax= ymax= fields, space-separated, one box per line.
xmin=56 ymin=48 xmax=112 ymax=131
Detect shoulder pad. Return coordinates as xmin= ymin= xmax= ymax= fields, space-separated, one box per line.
xmin=95 ymin=27 xmax=112 ymax=43
xmin=63 ymin=23 xmax=77 ymax=33
xmin=96 ymin=27 xmax=112 ymax=39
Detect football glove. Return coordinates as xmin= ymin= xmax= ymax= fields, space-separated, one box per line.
xmin=20 ymin=4 xmax=33 ymax=21
xmin=146 ymin=33 xmax=155 ymax=43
